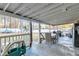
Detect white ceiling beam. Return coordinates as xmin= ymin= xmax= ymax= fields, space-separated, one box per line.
xmin=14 ymin=3 xmax=33 ymax=14
xmin=37 ymin=4 xmax=75 ymax=19
xmin=0 ymin=9 xmax=48 ymax=24
xmin=22 ymin=3 xmax=49 ymax=16
xmin=44 ymin=4 xmax=79 ymax=24
xmin=29 ymin=3 xmax=63 ymax=17
xmin=14 ymin=4 xmax=26 ymax=14
xmin=34 ymin=6 xmax=63 ymax=18
xmin=0 ymin=9 xmax=29 ymax=20
xmin=3 ymin=3 xmax=10 ymax=11
xmin=36 ymin=4 xmax=77 ymax=19
xmin=38 ymin=7 xmax=79 ymax=24
xmin=67 ymin=4 xmax=79 ymax=10
xmin=37 ymin=8 xmax=63 ymax=19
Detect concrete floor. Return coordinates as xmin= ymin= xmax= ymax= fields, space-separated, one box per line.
xmin=25 ymin=36 xmax=75 ymax=56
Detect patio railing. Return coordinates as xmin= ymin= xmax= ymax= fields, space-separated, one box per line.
xmin=0 ymin=33 xmax=30 ymax=55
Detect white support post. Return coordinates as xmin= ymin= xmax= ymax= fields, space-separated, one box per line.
xmin=0 ymin=38 xmax=1 ymax=56
xmin=39 ymin=23 xmax=41 ymax=44
xmin=73 ymin=24 xmax=75 ymax=47
xmin=49 ymin=24 xmax=51 ymax=33
xmin=30 ymin=21 xmax=33 ymax=47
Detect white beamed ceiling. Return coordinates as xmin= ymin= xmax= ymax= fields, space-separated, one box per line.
xmin=0 ymin=3 xmax=79 ymax=25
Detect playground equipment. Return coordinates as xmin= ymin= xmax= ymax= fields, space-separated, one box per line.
xmin=1 ymin=40 xmax=27 ymax=56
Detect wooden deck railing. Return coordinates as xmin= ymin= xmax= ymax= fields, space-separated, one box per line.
xmin=0 ymin=33 xmax=30 ymax=55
